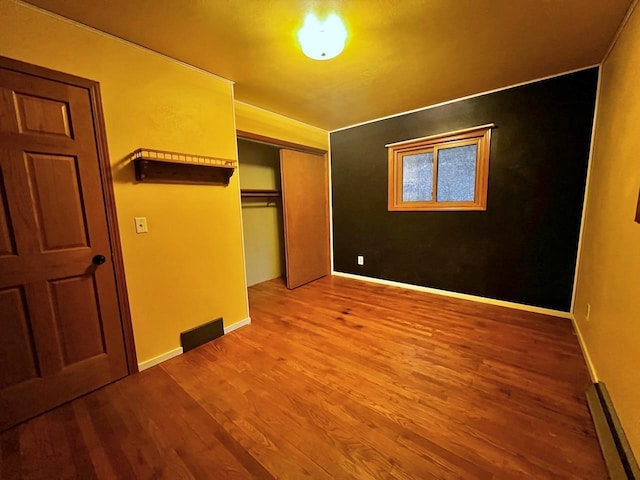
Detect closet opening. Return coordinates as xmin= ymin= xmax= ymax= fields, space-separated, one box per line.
xmin=238 ymin=138 xmax=285 ymax=287
xmin=237 ymin=133 xmax=330 ymax=290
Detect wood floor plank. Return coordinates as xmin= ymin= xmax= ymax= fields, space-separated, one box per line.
xmin=243 ymin=277 xmax=605 ymax=478
xmin=225 ymin=310 xmax=535 ymax=478
xmin=162 ymin=350 xmax=335 ymax=479
xmin=72 ymin=400 xmax=121 ymax=480
xmin=0 ymin=424 xmax=22 ymax=480
xmin=0 ymin=276 xmax=607 ymax=479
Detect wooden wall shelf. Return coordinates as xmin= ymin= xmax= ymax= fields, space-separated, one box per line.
xmin=241 ymin=189 xmax=281 ymax=198
xmin=132 ymin=148 xmax=237 ymax=185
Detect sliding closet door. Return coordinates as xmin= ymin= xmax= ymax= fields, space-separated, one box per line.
xmin=280 ymin=149 xmax=330 ymax=289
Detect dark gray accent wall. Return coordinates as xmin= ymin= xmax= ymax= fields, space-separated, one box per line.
xmin=330 ymin=68 xmax=598 ymax=311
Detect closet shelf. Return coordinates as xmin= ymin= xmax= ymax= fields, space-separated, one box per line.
xmin=241 ymin=189 xmax=281 ymax=198
xmin=132 ymin=148 xmax=237 ymax=185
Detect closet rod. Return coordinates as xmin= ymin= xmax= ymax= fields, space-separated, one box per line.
xmin=241 ymin=189 xmax=281 ymax=198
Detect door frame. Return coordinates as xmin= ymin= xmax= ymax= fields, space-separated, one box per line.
xmin=0 ymin=55 xmax=138 ymax=373
xmin=237 ymin=130 xmax=327 ymax=156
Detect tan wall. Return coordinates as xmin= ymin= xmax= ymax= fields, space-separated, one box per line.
xmin=235 ymin=101 xmax=328 ymax=150
xmin=574 ymin=4 xmax=640 ymax=457
xmin=0 ymin=0 xmax=249 ymax=363
xmin=238 ymin=140 xmax=284 ymax=287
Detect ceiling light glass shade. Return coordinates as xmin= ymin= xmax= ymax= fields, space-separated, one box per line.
xmin=298 ymin=13 xmax=347 ymax=60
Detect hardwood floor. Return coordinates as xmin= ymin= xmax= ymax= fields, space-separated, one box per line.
xmin=0 ymin=276 xmax=606 ymax=479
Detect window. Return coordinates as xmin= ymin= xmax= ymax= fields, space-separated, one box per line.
xmin=387 ymin=124 xmax=493 ymax=211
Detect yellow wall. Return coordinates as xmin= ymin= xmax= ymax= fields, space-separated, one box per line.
xmin=0 ymin=0 xmax=249 ymax=363
xmin=574 ymin=4 xmax=640 ymax=457
xmin=235 ymin=101 xmax=328 ymax=150
xmin=237 ymin=140 xmax=285 ymax=287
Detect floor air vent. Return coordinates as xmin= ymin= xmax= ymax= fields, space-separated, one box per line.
xmin=180 ymin=317 xmax=224 ymax=353
xmin=586 ymin=382 xmax=639 ymax=480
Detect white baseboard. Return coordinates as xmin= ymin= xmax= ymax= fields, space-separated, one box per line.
xmin=331 ymin=271 xmax=572 ymax=319
xmin=570 ymin=313 xmax=598 ymax=382
xmin=224 ymin=317 xmax=251 ymax=334
xmin=136 ymin=318 xmax=251 ymax=371
xmin=138 ymin=347 xmax=183 ymax=372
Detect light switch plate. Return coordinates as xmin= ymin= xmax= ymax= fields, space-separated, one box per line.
xmin=134 ymin=217 xmax=148 ymax=234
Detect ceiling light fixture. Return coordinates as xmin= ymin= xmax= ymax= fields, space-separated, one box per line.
xmin=298 ymin=12 xmax=347 ymax=60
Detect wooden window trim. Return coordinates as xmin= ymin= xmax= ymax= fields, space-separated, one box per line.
xmin=387 ymin=125 xmax=493 ymax=212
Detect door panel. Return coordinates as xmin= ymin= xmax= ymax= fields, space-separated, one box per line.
xmin=49 ymin=275 xmax=106 ymax=365
xmin=0 ymin=63 xmax=128 ymax=430
xmin=0 ymin=174 xmax=16 ymax=256
xmin=0 ymin=286 xmax=38 ymax=390
xmin=14 ymin=92 xmax=73 ymax=138
xmin=280 ymin=149 xmax=330 ymax=289
xmin=25 ymin=153 xmax=89 ymax=251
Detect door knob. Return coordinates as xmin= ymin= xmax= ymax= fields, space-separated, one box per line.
xmin=92 ymin=254 xmax=106 ymax=265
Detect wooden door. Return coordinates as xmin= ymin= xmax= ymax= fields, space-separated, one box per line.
xmin=0 ymin=61 xmax=129 ymax=430
xmin=280 ymin=149 xmax=330 ymax=289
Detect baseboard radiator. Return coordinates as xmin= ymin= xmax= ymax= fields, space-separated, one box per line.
xmin=586 ymin=382 xmax=639 ymax=480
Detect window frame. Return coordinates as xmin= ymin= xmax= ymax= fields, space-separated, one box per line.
xmin=387 ymin=124 xmax=493 ymax=211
